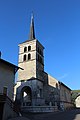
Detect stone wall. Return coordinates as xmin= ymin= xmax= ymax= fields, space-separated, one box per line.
xmin=18 ymin=60 xmax=36 ymax=80
xmin=18 ymin=40 xmax=37 ymax=81
xmin=59 ymin=84 xmax=71 ymax=103
xmin=21 ymin=106 xmax=58 ymax=113
xmin=16 ymin=79 xmax=45 ymax=106
xmin=18 ymin=39 xmax=44 ymax=81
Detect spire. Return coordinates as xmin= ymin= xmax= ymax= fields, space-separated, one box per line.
xmin=29 ymin=13 xmax=35 ymax=40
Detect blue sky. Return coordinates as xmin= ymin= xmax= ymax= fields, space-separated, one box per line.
xmin=0 ymin=0 xmax=80 ymax=90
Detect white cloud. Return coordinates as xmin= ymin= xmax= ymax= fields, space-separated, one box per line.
xmin=58 ymin=73 xmax=69 ymax=80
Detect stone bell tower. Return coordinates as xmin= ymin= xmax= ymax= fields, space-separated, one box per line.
xmin=18 ymin=14 xmax=44 ymax=81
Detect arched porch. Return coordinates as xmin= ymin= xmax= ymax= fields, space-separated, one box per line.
xmin=21 ymin=86 xmax=32 ymax=106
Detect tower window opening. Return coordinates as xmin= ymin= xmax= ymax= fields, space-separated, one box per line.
xmin=28 ymin=53 xmax=31 ymax=60
xmin=23 ymin=54 xmax=27 ymax=61
xmin=40 ymin=57 xmax=42 ymax=63
xmin=38 ymin=54 xmax=43 ymax=64
xmin=24 ymin=47 xmax=27 ymax=52
xmin=38 ymin=47 xmax=39 ymax=53
xmin=28 ymin=46 xmax=31 ymax=51
xmin=38 ymin=54 xmax=39 ymax=61
xmin=37 ymin=47 xmax=43 ymax=56
xmin=40 ymin=50 xmax=41 ymax=55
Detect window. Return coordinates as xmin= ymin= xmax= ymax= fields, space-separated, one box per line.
xmin=37 ymin=47 xmax=43 ymax=56
xmin=38 ymin=54 xmax=39 ymax=61
xmin=23 ymin=54 xmax=26 ymax=61
xmin=3 ymin=87 xmax=8 ymax=95
xmin=28 ymin=46 xmax=31 ymax=51
xmin=38 ymin=54 xmax=43 ymax=64
xmin=24 ymin=47 xmax=27 ymax=52
xmin=40 ymin=57 xmax=42 ymax=63
xmin=28 ymin=54 xmax=31 ymax=60
xmin=40 ymin=50 xmax=41 ymax=55
xmin=38 ymin=47 xmax=39 ymax=53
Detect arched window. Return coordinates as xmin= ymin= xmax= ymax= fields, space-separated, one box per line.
xmin=28 ymin=46 xmax=31 ymax=51
xmin=28 ymin=53 xmax=31 ymax=60
xmin=23 ymin=54 xmax=26 ymax=61
xmin=24 ymin=47 xmax=27 ymax=52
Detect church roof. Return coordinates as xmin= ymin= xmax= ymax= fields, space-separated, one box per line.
xmin=59 ymin=81 xmax=71 ymax=91
xmin=29 ymin=13 xmax=35 ymax=40
xmin=19 ymin=13 xmax=36 ymax=44
xmin=19 ymin=14 xmax=44 ymax=49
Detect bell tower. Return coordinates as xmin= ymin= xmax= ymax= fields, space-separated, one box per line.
xmin=18 ymin=14 xmax=44 ymax=81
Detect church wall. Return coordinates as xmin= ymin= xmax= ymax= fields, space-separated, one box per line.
xmin=48 ymin=74 xmax=59 ymax=88
xmin=36 ymin=65 xmax=44 ymax=81
xmin=18 ymin=60 xmax=36 ymax=80
xmin=59 ymin=84 xmax=71 ymax=103
xmin=43 ymin=84 xmax=59 ymax=106
xmin=16 ymin=79 xmax=45 ymax=106
xmin=18 ymin=40 xmax=37 ymax=81
xmin=18 ymin=39 xmax=44 ymax=81
xmin=18 ymin=51 xmax=36 ymax=63
xmin=18 ymin=39 xmax=37 ymax=54
xmin=44 ymin=73 xmax=72 ymax=108
xmin=20 ymin=79 xmax=44 ymax=99
xmin=48 ymin=74 xmax=71 ymax=102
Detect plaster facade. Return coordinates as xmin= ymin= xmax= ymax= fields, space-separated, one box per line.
xmin=0 ymin=59 xmax=18 ymax=100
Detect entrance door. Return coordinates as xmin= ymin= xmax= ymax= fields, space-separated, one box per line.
xmin=21 ymin=86 xmax=32 ymax=106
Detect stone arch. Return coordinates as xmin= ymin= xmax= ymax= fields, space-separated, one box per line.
xmin=28 ymin=53 xmax=31 ymax=60
xmin=24 ymin=47 xmax=27 ymax=52
xmin=21 ymin=86 xmax=32 ymax=106
xmin=23 ymin=54 xmax=27 ymax=61
xmin=28 ymin=46 xmax=31 ymax=51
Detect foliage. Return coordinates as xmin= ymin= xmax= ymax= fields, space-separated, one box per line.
xmin=71 ymin=90 xmax=80 ymax=103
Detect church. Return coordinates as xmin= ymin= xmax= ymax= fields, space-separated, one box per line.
xmin=14 ymin=14 xmax=73 ymax=112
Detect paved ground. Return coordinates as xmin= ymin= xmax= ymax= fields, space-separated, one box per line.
xmin=22 ymin=108 xmax=80 ymax=120
xmin=9 ymin=109 xmax=80 ymax=120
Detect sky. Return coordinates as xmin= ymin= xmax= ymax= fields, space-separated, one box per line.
xmin=0 ymin=0 xmax=80 ymax=90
